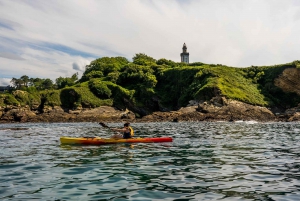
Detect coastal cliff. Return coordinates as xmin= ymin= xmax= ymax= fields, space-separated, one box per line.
xmin=1 ymin=56 xmax=300 ymax=123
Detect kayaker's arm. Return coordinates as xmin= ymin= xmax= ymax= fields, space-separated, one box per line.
xmin=111 ymin=128 xmax=128 ymax=132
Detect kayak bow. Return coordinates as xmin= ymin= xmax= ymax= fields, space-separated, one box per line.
xmin=60 ymin=136 xmax=173 ymax=145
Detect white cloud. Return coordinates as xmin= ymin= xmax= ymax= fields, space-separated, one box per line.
xmin=0 ymin=78 xmax=11 ymax=86
xmin=0 ymin=52 xmax=24 ymax=60
xmin=0 ymin=0 xmax=300 ymax=82
xmin=72 ymin=58 xmax=91 ymax=72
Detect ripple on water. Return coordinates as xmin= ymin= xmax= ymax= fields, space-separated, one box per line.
xmin=1 ymin=122 xmax=300 ymax=200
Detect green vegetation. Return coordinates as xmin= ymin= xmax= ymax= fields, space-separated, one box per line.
xmin=80 ymin=57 xmax=129 ymax=82
xmin=56 ymin=73 xmax=78 ymax=89
xmin=3 ymin=54 xmax=300 ymax=116
xmin=0 ymin=93 xmax=19 ymax=106
xmin=242 ymin=61 xmax=300 ymax=107
xmin=13 ymin=90 xmax=35 ymax=107
xmin=201 ymin=67 xmax=267 ymax=105
xmin=156 ymin=67 xmax=201 ymax=108
xmin=60 ymin=83 xmax=113 ymax=109
xmin=40 ymin=90 xmax=61 ymax=107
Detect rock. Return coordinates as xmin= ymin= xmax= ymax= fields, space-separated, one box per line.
xmin=138 ymin=97 xmax=278 ymax=122
xmin=0 ymin=107 xmax=3 ymax=117
xmin=178 ymin=106 xmax=197 ymax=113
xmin=211 ymin=96 xmax=225 ymax=107
xmin=0 ymin=107 xmax=36 ymax=122
xmin=0 ymin=105 xmax=137 ymax=123
xmin=275 ymin=68 xmax=300 ymax=95
xmin=31 ymin=103 xmax=40 ymax=111
xmin=69 ymin=110 xmax=81 ymax=115
xmin=187 ymin=100 xmax=199 ymax=106
xmin=183 ymin=98 xmax=275 ymax=122
xmin=285 ymin=106 xmax=300 ymax=115
xmin=53 ymin=106 xmax=65 ymax=113
xmin=121 ymin=110 xmax=135 ymax=119
xmin=0 ymin=96 xmax=299 ymax=123
xmin=288 ymin=112 xmax=300 ymax=121
xmin=43 ymin=106 xmax=52 ymax=113
xmin=172 ymin=117 xmax=179 ymax=122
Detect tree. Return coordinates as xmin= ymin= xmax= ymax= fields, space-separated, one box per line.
xmin=10 ymin=76 xmax=54 ymax=90
xmin=88 ymin=79 xmax=112 ymax=99
xmin=10 ymin=77 xmax=23 ymax=89
xmin=117 ymin=64 xmax=157 ymax=102
xmin=55 ymin=73 xmax=78 ymax=89
xmin=156 ymin=58 xmax=176 ymax=67
xmin=42 ymin=79 xmax=54 ymax=89
xmin=31 ymin=78 xmax=43 ymax=90
xmin=20 ymin=75 xmax=29 ymax=87
xmin=81 ymin=57 xmax=129 ymax=82
xmin=132 ymin=53 xmax=156 ymax=66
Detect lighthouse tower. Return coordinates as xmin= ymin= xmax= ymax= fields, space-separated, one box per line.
xmin=180 ymin=43 xmax=189 ymax=63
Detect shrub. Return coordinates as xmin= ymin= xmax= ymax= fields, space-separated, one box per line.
xmin=81 ymin=56 xmax=129 ymax=82
xmin=133 ymin=53 xmax=156 ymax=66
xmin=88 ymin=79 xmax=112 ymax=99
xmin=4 ymin=94 xmax=19 ymax=106
xmin=60 ymin=85 xmax=113 ymax=109
xmin=40 ymin=90 xmax=61 ymax=107
xmin=12 ymin=90 xmax=30 ymax=106
xmin=106 ymin=82 xmax=135 ymax=109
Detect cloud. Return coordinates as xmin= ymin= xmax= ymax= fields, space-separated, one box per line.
xmin=72 ymin=63 xmax=81 ymax=71
xmin=29 ymin=42 xmax=98 ymax=58
xmin=0 ymin=52 xmax=24 ymax=60
xmin=0 ymin=0 xmax=299 ymax=83
xmin=72 ymin=58 xmax=91 ymax=72
xmin=0 ymin=21 xmax=14 ymax=30
xmin=0 ymin=18 xmax=21 ymax=31
xmin=0 ymin=78 xmax=11 ymax=86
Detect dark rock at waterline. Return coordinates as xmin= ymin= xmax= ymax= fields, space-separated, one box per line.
xmin=139 ymin=97 xmax=277 ymax=122
xmin=0 ymin=97 xmax=299 ymax=123
xmin=0 ymin=128 xmax=29 ymax=130
xmin=0 ymin=105 xmax=135 ymax=123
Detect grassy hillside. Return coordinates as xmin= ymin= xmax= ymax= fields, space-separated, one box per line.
xmin=2 ymin=55 xmax=300 ymax=116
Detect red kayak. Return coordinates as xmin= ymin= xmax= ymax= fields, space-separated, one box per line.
xmin=60 ymin=136 xmax=173 ymax=145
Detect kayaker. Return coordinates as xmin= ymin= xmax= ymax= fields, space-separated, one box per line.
xmin=111 ymin=122 xmax=134 ymax=139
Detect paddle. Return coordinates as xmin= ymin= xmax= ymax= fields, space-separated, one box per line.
xmin=99 ymin=122 xmax=110 ymax=128
xmin=83 ymin=122 xmax=113 ymax=138
xmin=99 ymin=122 xmax=124 ymax=139
xmin=99 ymin=122 xmax=134 ymax=139
xmin=99 ymin=122 xmax=126 ymax=130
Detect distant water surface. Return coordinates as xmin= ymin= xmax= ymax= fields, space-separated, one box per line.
xmin=1 ymin=121 xmax=300 ymax=201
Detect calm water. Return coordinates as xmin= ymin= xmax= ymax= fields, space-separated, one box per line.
xmin=1 ymin=121 xmax=300 ymax=201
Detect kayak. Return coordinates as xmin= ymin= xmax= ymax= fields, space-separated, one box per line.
xmin=60 ymin=136 xmax=173 ymax=145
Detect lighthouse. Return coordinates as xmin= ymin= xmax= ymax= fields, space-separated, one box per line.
xmin=180 ymin=43 xmax=189 ymax=63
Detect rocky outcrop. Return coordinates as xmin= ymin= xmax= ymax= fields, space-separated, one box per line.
xmin=139 ymin=97 xmax=276 ymax=122
xmin=0 ymin=97 xmax=299 ymax=123
xmin=198 ymin=97 xmax=275 ymax=121
xmin=0 ymin=105 xmax=135 ymax=123
xmin=275 ymin=68 xmax=300 ymax=95
xmin=283 ymin=103 xmax=300 ymax=121
xmin=288 ymin=112 xmax=300 ymax=121
xmin=0 ymin=105 xmax=36 ymax=122
xmin=73 ymin=106 xmax=135 ymax=122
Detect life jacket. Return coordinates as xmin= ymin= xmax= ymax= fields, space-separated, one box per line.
xmin=129 ymin=126 xmax=134 ymax=136
xmin=123 ymin=126 xmax=134 ymax=139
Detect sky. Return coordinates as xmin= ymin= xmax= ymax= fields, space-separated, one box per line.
xmin=1 ymin=0 xmax=300 ymax=86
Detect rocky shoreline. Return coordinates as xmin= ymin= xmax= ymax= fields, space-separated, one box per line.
xmin=1 ymin=97 xmax=299 ymax=124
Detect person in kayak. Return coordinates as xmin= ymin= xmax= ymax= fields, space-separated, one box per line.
xmin=111 ymin=122 xmax=134 ymax=139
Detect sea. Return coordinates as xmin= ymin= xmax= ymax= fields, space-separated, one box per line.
xmin=0 ymin=121 xmax=300 ymax=201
